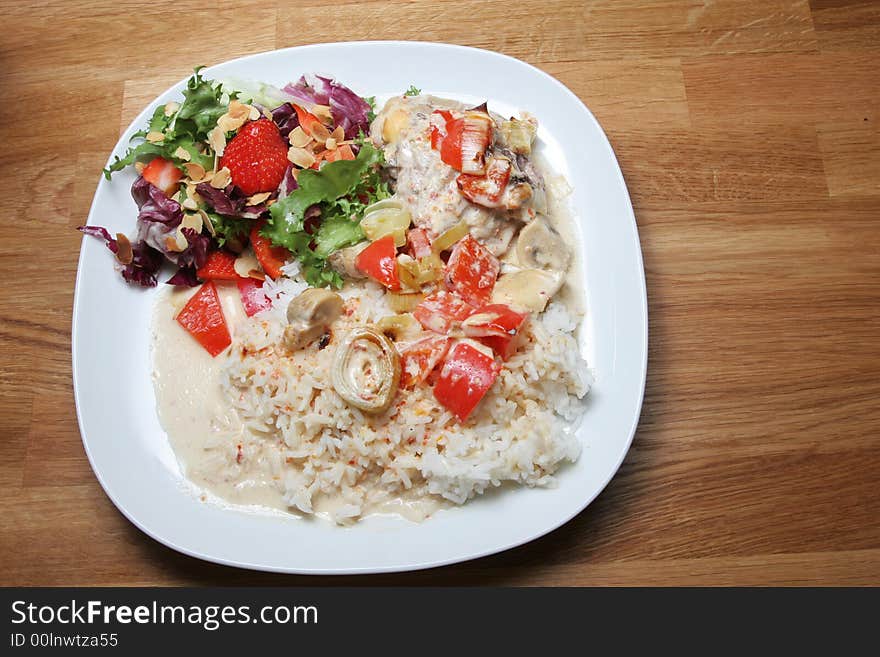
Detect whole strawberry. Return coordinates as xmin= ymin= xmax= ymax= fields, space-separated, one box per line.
xmin=219 ymin=118 xmax=288 ymax=196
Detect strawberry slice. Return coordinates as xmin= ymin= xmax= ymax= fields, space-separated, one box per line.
xmin=220 ymin=118 xmax=289 ymax=196
xmin=142 ymin=157 xmax=182 ymax=196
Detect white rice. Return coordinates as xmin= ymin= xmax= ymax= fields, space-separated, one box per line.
xmin=218 ymin=263 xmax=592 ymax=524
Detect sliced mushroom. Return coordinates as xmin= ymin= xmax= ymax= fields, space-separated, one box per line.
xmin=284 ymin=288 xmax=344 ymax=351
xmin=516 ymin=216 xmax=571 ymax=273
xmin=328 ymin=241 xmax=369 ymax=280
xmin=491 ymin=269 xmax=563 ymax=313
xmin=332 ymin=327 xmax=401 ymax=414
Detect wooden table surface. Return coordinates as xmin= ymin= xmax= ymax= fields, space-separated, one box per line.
xmin=1 ymin=0 xmax=878 ymax=586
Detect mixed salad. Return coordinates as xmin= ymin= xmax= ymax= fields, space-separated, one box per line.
xmin=82 ymin=68 xmax=563 ymax=422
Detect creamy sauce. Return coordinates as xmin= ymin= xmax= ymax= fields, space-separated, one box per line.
xmin=152 ymin=100 xmax=585 ymax=526
xmin=152 ymin=286 xmax=442 ymax=522
xmin=152 ymin=284 xmax=281 ymax=509
xmin=541 ymin=165 xmax=586 ymax=317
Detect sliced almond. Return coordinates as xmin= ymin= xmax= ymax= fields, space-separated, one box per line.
xmin=115 ymin=233 xmax=133 ymax=265
xmin=287 ymin=146 xmax=315 ymax=168
xmin=248 ymin=105 xmax=261 ymax=121
xmin=311 ymin=104 xmax=332 ymax=123
xmin=217 ymin=114 xmax=245 ymax=133
xmin=198 ymin=209 xmax=216 ymax=236
xmin=233 ymin=252 xmax=262 ymax=278
xmin=165 ymin=229 xmax=189 ymax=253
xmin=134 ymin=161 xmax=146 ymax=174
xmin=207 ymin=126 xmax=226 ymax=157
xmin=309 ymin=120 xmax=331 ymax=142
xmin=182 ymin=197 xmax=199 ymax=211
xmin=248 ymin=269 xmax=266 ymax=281
xmin=288 ymin=126 xmax=312 ymax=148
xmin=183 ymin=162 xmax=207 ymax=182
xmin=227 ymin=99 xmax=249 ymax=119
xmin=173 ymin=146 xmax=191 ymax=162
xmin=181 ymin=212 xmax=203 ymax=233
xmin=164 ymin=101 xmax=181 ymax=117
xmin=330 ymin=125 xmax=344 ymax=142
xmin=325 ymin=137 xmax=337 ymax=151
xmin=146 ymin=131 xmax=165 ymax=144
xmin=247 ymin=191 xmax=271 ymax=206
xmin=210 ymin=167 xmax=232 ymax=189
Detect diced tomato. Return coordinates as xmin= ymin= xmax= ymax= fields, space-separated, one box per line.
xmin=293 ymin=104 xmax=326 ymax=137
xmin=444 ymin=234 xmax=500 ymax=306
xmin=355 ymin=235 xmax=400 ymax=290
xmin=237 ymin=277 xmax=271 ymax=317
xmin=175 ymin=281 xmax=232 ymax=357
xmin=462 ymin=303 xmax=528 ymax=360
xmin=433 ymin=341 xmax=501 ymax=422
xmin=457 ymin=157 xmax=512 ymax=208
xmin=323 ymin=144 xmax=356 ymax=162
xmin=142 ymin=156 xmax=182 ymax=196
xmin=413 ymin=290 xmax=474 ymax=334
xmin=399 ymin=336 xmax=451 ymax=388
xmin=196 ymin=249 xmax=240 ymax=281
xmin=430 ymin=110 xmax=453 ymax=150
xmin=406 ymin=228 xmax=433 ymax=259
xmin=250 ymin=221 xmax=290 ymax=280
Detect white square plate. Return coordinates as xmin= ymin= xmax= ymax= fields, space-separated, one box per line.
xmin=73 ymin=42 xmax=647 ymax=574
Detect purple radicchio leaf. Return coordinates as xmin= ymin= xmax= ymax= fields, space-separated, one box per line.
xmin=277 ymin=164 xmax=298 ymax=199
xmin=121 ymin=241 xmax=163 ymax=287
xmin=77 ymin=224 xmax=163 ymax=288
xmin=195 ymin=182 xmax=245 ymax=216
xmin=166 ymin=265 xmax=200 ymax=287
xmin=282 ymin=74 xmax=332 ymax=107
xmin=77 ymin=225 xmax=119 ymax=254
xmin=178 ymin=227 xmax=210 ymax=270
xmin=270 ymin=102 xmax=300 ymax=141
xmin=283 ymin=74 xmax=370 ymax=140
xmin=131 ymin=176 xmax=183 ymax=258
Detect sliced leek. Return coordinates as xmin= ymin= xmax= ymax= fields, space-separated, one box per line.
xmin=432 ymin=220 xmax=469 ymax=253
xmin=332 ymin=327 xmax=401 ymax=414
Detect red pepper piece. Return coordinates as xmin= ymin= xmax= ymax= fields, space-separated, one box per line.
xmin=175 ymin=281 xmax=232 ymax=357
xmin=196 ymin=249 xmax=241 ymax=281
xmin=433 ymin=341 xmax=501 ymax=422
xmin=354 ymin=235 xmax=400 ymax=290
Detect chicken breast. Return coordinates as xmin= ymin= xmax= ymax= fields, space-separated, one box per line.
xmin=371 ymin=95 xmax=546 ymax=256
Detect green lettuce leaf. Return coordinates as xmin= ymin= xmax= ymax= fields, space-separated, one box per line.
xmin=264 ymin=143 xmax=390 ymax=287
xmin=103 ymin=67 xmax=234 ymax=179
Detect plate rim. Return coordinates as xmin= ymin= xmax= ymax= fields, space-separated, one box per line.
xmin=72 ymin=40 xmax=648 ymax=575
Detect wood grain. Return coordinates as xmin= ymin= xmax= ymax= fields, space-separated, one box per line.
xmin=1 ymin=0 xmax=878 ymax=586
